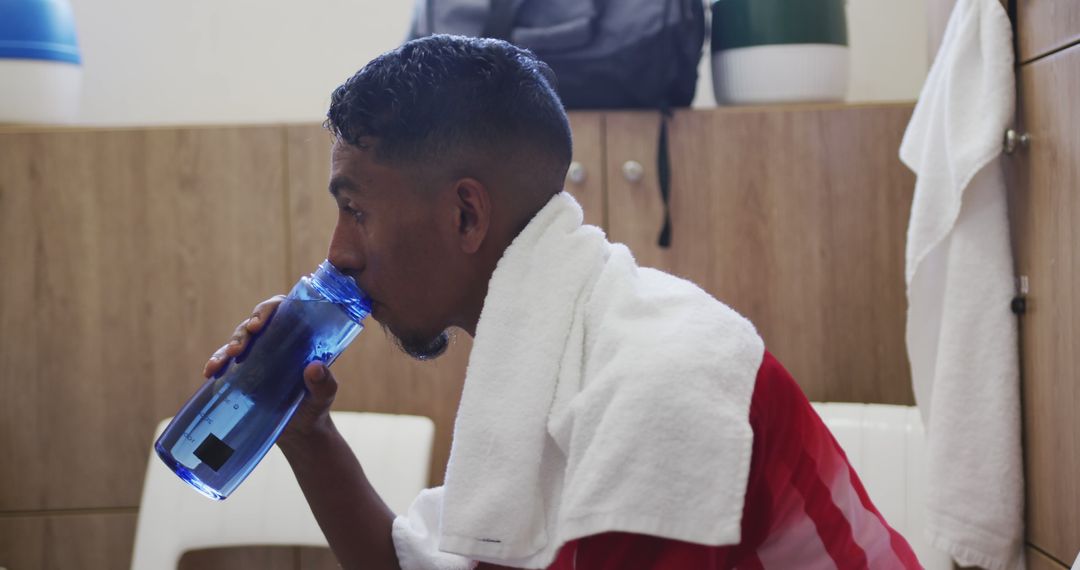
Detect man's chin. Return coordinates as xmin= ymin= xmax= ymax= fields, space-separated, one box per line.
xmin=382 ymin=323 xmax=451 ymax=361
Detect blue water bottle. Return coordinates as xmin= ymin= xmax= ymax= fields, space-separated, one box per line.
xmin=155 ymin=260 xmax=370 ymax=500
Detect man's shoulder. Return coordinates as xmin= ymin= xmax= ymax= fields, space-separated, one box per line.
xmin=579 ymin=245 xmax=764 ymax=394
xmin=586 ymin=246 xmax=758 ymax=350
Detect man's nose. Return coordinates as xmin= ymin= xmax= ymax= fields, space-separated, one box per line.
xmin=326 ymin=220 xmax=364 ymax=273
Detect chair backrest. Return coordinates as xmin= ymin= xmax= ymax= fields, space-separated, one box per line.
xmin=130 ymin=411 xmax=434 ymax=570
xmin=811 ymin=402 xmax=951 ymax=570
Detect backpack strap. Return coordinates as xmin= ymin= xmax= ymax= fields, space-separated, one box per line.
xmin=656 ymin=108 xmax=673 ymax=248
xmin=655 ymin=0 xmax=679 ymax=249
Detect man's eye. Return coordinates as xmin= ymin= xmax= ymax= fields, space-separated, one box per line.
xmin=341 ymin=205 xmax=364 ymax=222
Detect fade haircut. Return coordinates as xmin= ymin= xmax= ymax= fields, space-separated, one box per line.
xmin=325 ymin=35 xmax=573 ymax=194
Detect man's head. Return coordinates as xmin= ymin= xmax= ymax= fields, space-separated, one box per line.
xmin=323 ymin=35 xmax=572 ymax=359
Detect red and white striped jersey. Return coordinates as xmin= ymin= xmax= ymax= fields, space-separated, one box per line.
xmin=546 ymin=351 xmax=922 ymax=570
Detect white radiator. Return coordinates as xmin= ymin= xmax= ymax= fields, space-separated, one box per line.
xmin=811 ymin=402 xmax=952 ymax=570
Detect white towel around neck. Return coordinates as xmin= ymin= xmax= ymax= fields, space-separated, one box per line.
xmin=899 ymin=0 xmax=1024 ymax=568
xmin=392 ymin=192 xmax=764 ymax=569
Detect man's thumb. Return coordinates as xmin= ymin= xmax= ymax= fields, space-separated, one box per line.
xmin=303 ymin=361 xmax=337 ymax=401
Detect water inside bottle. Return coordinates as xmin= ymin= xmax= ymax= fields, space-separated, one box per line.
xmin=155 ymin=297 xmax=364 ymax=499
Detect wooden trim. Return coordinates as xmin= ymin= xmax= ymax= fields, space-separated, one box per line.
xmin=1018 ymin=0 xmax=1080 ymax=64
xmin=1026 ymin=544 xmax=1070 ymax=570
xmin=0 ymin=512 xmax=136 ymax=569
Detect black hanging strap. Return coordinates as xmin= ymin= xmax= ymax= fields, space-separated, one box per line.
xmin=654 ymin=0 xmax=677 ymax=249
xmin=424 ymin=0 xmax=435 ymax=36
xmin=657 ymin=109 xmax=673 ymax=248
xmin=483 ymin=0 xmax=518 ymax=40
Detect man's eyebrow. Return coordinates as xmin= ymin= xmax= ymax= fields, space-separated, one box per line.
xmin=328 ymin=177 xmax=359 ymax=197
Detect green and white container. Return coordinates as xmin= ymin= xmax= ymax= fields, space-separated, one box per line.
xmin=711 ymin=0 xmax=848 ymax=104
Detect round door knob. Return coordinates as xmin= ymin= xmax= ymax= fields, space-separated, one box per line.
xmin=1003 ymin=129 xmax=1030 ymax=155
xmin=567 ymin=161 xmax=586 ymax=185
xmin=622 ymin=160 xmax=644 ymax=183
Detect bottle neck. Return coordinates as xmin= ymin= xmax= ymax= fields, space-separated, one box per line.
xmin=309 ymin=260 xmax=371 ymax=324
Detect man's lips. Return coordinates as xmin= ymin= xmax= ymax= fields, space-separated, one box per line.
xmin=368 ymin=299 xmax=384 ymax=321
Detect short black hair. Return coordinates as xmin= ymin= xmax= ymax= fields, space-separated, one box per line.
xmin=326 ymin=35 xmax=572 ymax=192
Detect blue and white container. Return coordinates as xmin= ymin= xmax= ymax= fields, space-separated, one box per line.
xmin=0 ymin=0 xmax=82 ymax=123
xmin=155 ymin=260 xmax=372 ymax=500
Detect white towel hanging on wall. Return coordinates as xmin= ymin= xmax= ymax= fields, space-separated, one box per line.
xmin=899 ymin=0 xmax=1024 ymax=569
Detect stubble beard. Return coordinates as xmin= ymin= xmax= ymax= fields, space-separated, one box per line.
xmin=382 ymin=323 xmax=452 ymax=361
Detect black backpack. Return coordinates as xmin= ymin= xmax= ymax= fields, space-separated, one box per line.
xmin=409 ymin=0 xmax=706 ymax=111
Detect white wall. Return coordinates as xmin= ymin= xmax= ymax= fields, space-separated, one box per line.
xmin=846 ymin=0 xmax=929 ymax=102
xmin=67 ymin=0 xmax=926 ymax=126
xmin=69 ymin=0 xmax=415 ymax=125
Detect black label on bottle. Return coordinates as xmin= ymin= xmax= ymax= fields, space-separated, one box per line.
xmin=194 ymin=433 xmax=235 ymax=472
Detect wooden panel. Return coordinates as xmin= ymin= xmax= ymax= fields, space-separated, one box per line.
xmin=602 ymin=113 xmax=662 ymax=270
xmin=0 ymin=127 xmax=288 ymax=512
xmin=0 ymin=512 xmax=136 ymax=570
xmin=1011 ymin=48 xmax=1080 ymax=563
xmin=606 ymin=105 xmax=916 ymax=405
xmin=1026 ymin=545 xmax=1070 ymax=570
xmin=1018 ymin=0 xmax=1080 ymax=63
xmin=286 ymin=124 xmax=470 ymax=488
xmin=299 ymin=546 xmax=341 ymax=569
xmin=566 ymin=112 xmax=606 ymax=229
xmin=179 ymin=546 xmax=298 ymax=570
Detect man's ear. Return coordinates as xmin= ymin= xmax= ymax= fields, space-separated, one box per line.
xmin=452 ymin=178 xmax=491 ymax=254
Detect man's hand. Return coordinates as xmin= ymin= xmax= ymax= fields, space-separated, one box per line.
xmin=202 ymin=295 xmax=285 ymax=378
xmin=204 ymin=295 xmax=400 ymax=570
xmin=202 ymin=295 xmax=339 ymax=448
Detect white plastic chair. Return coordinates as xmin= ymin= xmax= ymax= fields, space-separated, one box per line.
xmin=811 ymin=402 xmax=951 ymax=570
xmin=130 ymin=411 xmax=434 ymax=570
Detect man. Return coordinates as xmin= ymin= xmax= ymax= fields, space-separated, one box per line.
xmin=206 ymin=35 xmax=921 ymax=569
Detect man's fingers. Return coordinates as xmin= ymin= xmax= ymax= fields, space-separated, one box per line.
xmin=202 ymin=295 xmax=286 ymax=379
xmin=227 ymin=324 xmax=248 ymax=354
xmin=228 ymin=295 xmax=286 ymax=354
xmin=203 ymin=344 xmax=231 ymax=378
xmin=246 ymin=295 xmax=286 ymax=334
